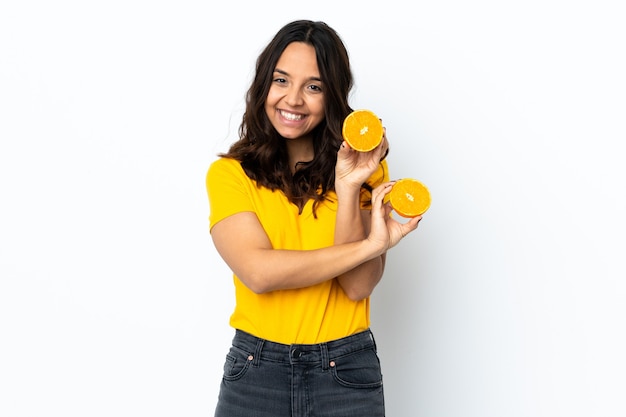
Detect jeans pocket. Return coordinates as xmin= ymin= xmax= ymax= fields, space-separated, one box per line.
xmin=330 ymin=347 xmax=383 ymax=389
xmin=222 ymin=346 xmax=253 ymax=381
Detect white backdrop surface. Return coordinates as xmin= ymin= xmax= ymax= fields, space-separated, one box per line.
xmin=1 ymin=1 xmax=624 ymax=416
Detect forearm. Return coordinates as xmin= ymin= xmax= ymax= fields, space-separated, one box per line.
xmin=334 ymin=185 xmax=386 ymax=300
xmin=211 ymin=211 xmax=385 ymax=296
xmin=226 ymin=240 xmax=383 ymax=294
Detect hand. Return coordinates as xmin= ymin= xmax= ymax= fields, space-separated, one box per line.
xmin=335 ymin=128 xmax=389 ymax=190
xmin=367 ymin=181 xmax=422 ymax=252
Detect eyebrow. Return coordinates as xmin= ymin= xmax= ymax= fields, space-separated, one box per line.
xmin=274 ymin=68 xmax=322 ymax=83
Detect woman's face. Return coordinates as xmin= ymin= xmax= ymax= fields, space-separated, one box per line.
xmin=265 ymin=42 xmax=325 ymax=141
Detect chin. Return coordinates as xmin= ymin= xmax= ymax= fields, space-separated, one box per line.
xmin=280 ymin=133 xmax=304 ymax=140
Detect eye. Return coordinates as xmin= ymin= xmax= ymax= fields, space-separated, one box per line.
xmin=308 ymin=84 xmax=323 ymax=92
xmin=273 ymin=77 xmax=287 ymax=84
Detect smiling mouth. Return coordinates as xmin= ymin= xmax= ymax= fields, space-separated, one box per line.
xmin=279 ymin=110 xmax=305 ymax=121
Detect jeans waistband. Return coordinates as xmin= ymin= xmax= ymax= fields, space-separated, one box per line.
xmin=231 ymin=329 xmax=377 ymax=368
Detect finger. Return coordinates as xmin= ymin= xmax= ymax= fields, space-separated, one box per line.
xmin=383 ymin=201 xmax=393 ymax=218
xmin=372 ymin=181 xmax=395 ymax=197
xmin=371 ymin=182 xmax=394 ymax=211
xmin=377 ymin=134 xmax=389 ymax=160
xmin=339 ymin=140 xmax=356 ymax=151
xmin=337 ymin=140 xmax=353 ymax=158
xmin=370 ymin=183 xmax=387 ymax=207
xmin=401 ymin=215 xmax=423 ymax=237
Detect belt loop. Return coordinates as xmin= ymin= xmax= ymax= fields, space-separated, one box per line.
xmin=252 ymin=338 xmax=264 ymax=367
xmin=369 ymin=329 xmax=378 ymax=352
xmin=320 ymin=343 xmax=329 ymax=371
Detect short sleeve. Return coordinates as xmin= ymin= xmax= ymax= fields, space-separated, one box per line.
xmin=206 ymin=158 xmax=255 ymax=231
xmin=359 ymin=159 xmax=390 ymax=210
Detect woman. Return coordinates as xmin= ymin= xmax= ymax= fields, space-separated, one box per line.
xmin=206 ymin=20 xmax=422 ymax=417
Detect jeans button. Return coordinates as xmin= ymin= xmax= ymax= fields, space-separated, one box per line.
xmin=292 ymin=348 xmax=302 ymax=358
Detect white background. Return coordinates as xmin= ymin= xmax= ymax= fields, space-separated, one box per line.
xmin=1 ymin=1 xmax=625 ymax=416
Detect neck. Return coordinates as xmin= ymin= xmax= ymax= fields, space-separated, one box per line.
xmin=286 ymin=137 xmax=314 ymax=173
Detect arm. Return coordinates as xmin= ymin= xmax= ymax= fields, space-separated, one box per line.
xmin=333 ymin=139 xmax=389 ymax=300
xmin=210 ymin=180 xmax=419 ymax=295
xmin=210 ymin=210 xmax=386 ymax=295
xmin=333 ymin=183 xmax=386 ymax=301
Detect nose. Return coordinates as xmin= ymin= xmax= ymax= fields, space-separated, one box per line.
xmin=285 ymin=86 xmax=304 ymax=106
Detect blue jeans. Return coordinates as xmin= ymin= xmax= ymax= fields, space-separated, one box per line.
xmin=214 ymin=329 xmax=385 ymax=417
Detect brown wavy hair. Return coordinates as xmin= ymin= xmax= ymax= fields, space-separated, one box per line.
xmin=220 ymin=20 xmax=361 ymax=215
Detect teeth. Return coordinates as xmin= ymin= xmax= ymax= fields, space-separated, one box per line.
xmin=280 ymin=110 xmax=303 ymax=121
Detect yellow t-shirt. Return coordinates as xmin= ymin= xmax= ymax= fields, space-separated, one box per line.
xmin=206 ymin=157 xmax=389 ymax=344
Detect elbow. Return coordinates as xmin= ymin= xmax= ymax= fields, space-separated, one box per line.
xmin=239 ymin=270 xmax=275 ymax=294
xmin=348 ymin=292 xmax=372 ymax=302
xmin=339 ymin=267 xmax=383 ymax=301
xmin=343 ymin=285 xmax=374 ymax=302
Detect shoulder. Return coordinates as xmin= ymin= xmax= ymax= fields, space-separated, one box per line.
xmin=207 ymin=157 xmax=243 ymax=176
xmin=206 ymin=157 xmax=248 ymax=183
xmin=206 ymin=157 xmax=250 ymax=194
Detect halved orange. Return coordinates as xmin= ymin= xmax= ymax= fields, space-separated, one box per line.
xmin=342 ymin=109 xmax=384 ymax=152
xmin=389 ymin=178 xmax=431 ymax=217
